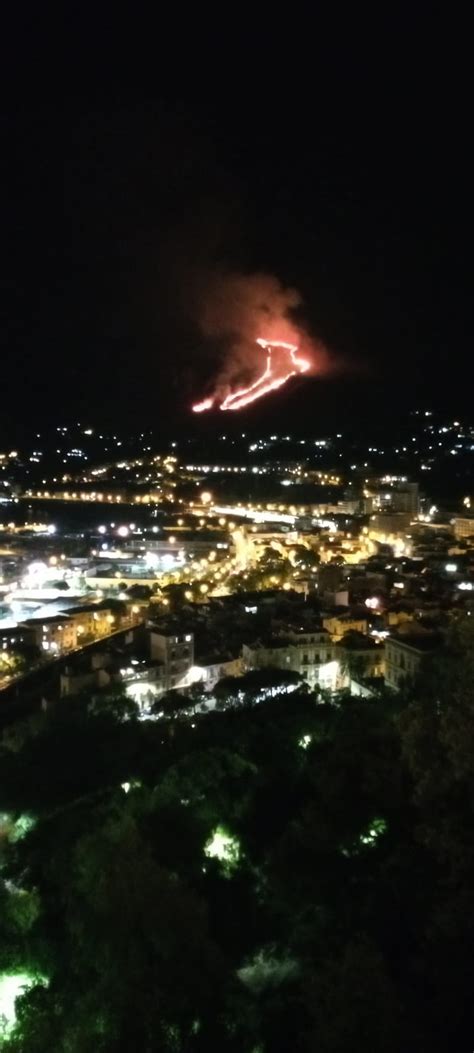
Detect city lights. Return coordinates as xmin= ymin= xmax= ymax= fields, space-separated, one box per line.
xmin=1 ymin=420 xmax=473 ymax=714
xmin=0 ymin=61 xmax=471 ymax=1052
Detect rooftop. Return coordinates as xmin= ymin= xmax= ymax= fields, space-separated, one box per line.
xmin=22 ymin=614 xmax=71 ymax=626
xmin=389 ymin=631 xmax=443 ymax=652
xmin=337 ymin=633 xmax=381 ymax=651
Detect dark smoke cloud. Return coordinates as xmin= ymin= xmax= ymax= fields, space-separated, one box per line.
xmin=199 ymin=272 xmax=301 ymax=344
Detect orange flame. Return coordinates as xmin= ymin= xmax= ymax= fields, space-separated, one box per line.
xmin=192 ymin=338 xmax=310 ymax=413
xmin=192 ymin=396 xmax=215 ymax=413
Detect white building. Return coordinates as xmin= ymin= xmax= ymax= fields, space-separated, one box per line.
xmin=385 ymin=630 xmax=441 ymax=691
xmin=150 ymin=629 xmax=194 ymax=689
xmin=243 ymin=628 xmax=339 ymax=692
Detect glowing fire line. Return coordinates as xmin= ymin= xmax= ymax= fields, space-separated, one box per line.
xmin=193 ymin=397 xmax=215 ymax=413
xmin=192 ymin=338 xmax=310 ymax=413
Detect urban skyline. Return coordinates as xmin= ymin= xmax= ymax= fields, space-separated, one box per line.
xmin=1 ymin=13 xmax=473 ymax=1052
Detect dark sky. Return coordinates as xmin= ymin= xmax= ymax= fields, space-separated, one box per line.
xmin=1 ymin=14 xmax=472 ymax=439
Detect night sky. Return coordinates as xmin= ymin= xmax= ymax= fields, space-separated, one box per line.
xmin=2 ymin=16 xmax=472 ymax=439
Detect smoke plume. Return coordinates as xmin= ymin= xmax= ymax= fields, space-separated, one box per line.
xmin=194 ymin=270 xmax=327 ymax=400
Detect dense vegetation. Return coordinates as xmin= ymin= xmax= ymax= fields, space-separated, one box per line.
xmin=0 ymin=622 xmax=473 ymax=1051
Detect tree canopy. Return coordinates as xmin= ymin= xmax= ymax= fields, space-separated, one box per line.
xmin=0 ymin=619 xmax=474 ymax=1050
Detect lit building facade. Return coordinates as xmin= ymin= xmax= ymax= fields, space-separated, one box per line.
xmin=385 ymin=631 xmax=441 ymax=691
xmin=243 ymin=630 xmax=339 ymax=692
xmin=150 ymin=629 xmax=194 ymax=689
xmin=453 ymin=517 xmax=474 ymax=540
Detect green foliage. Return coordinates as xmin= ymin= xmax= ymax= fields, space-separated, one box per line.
xmin=305 ymin=938 xmax=401 ymax=1053
xmin=158 ymin=748 xmax=257 ymax=822
xmin=3 ymin=888 xmax=41 ymax=937
xmin=214 ymin=667 xmax=305 ymax=707
xmin=153 ymin=691 xmax=191 ymax=719
xmin=0 ymin=693 xmax=142 ymax=811
xmin=0 ymin=620 xmax=474 ymax=1049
